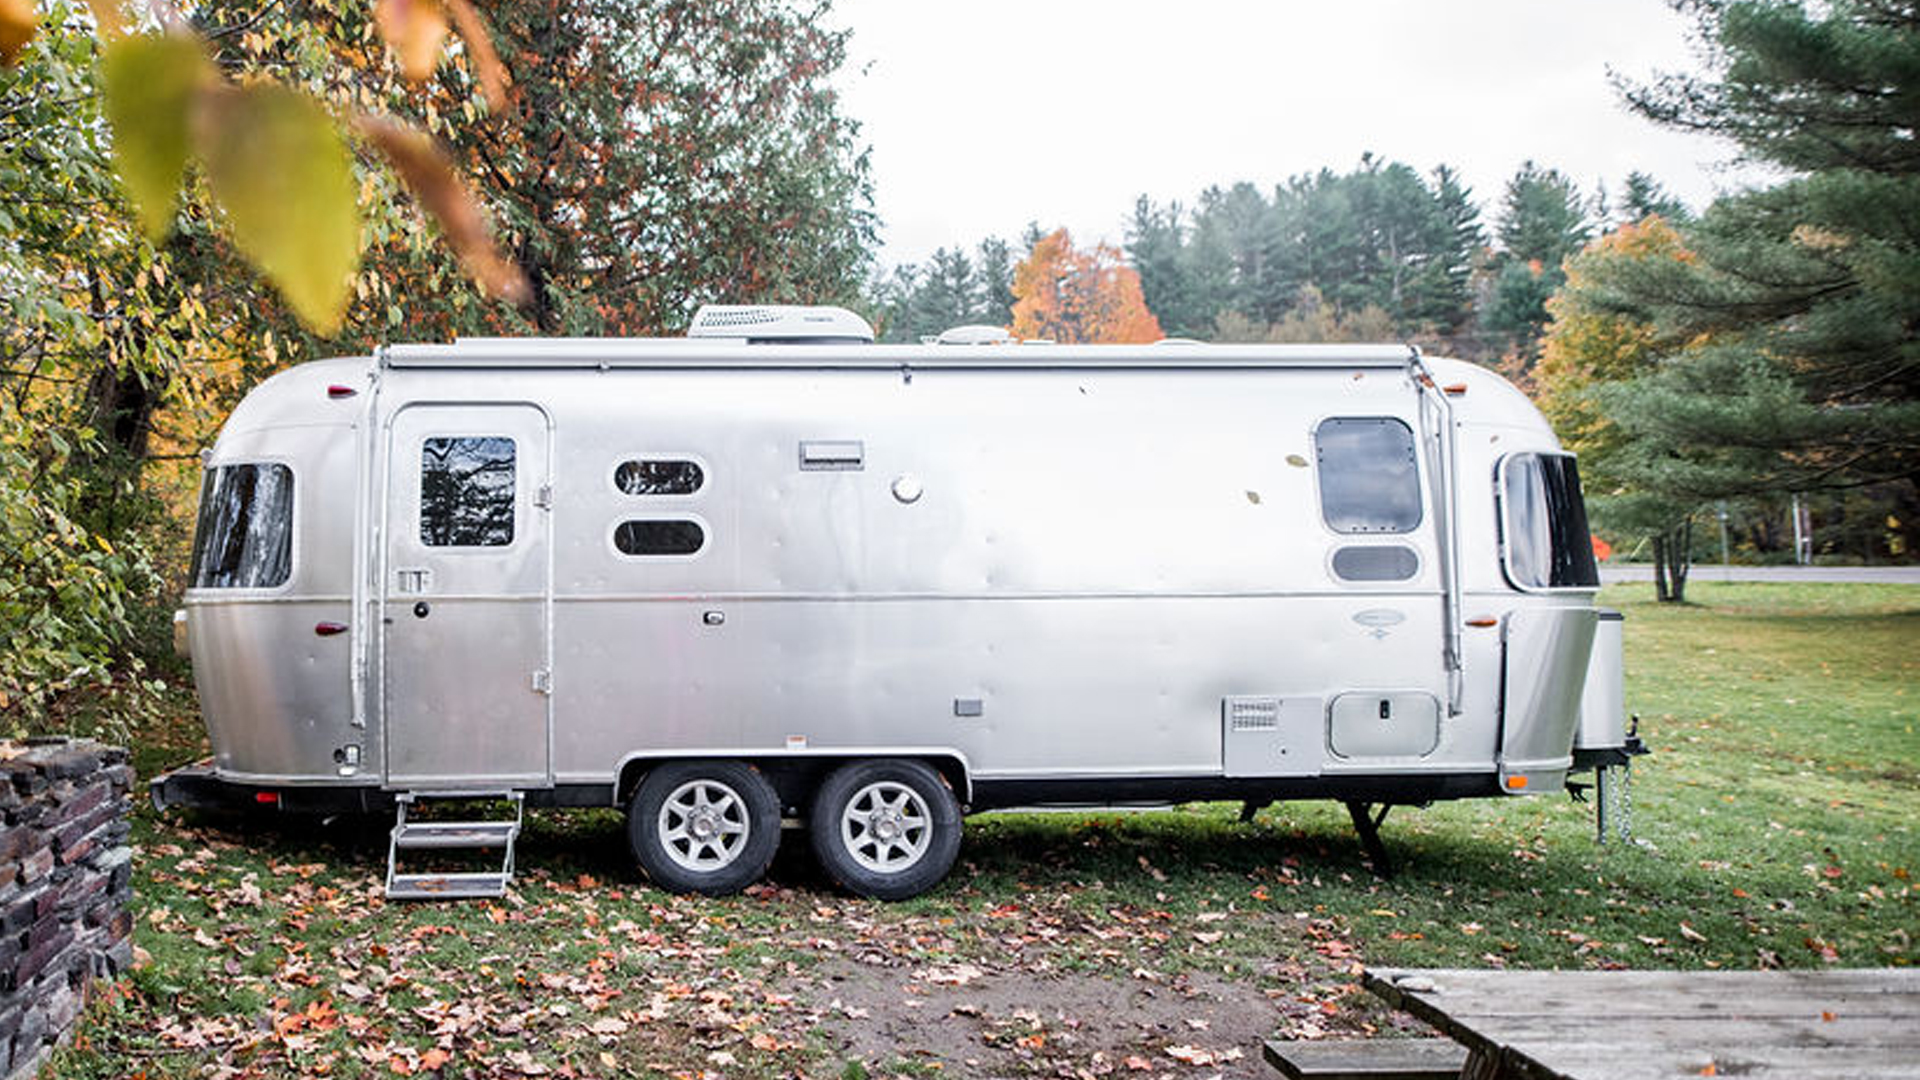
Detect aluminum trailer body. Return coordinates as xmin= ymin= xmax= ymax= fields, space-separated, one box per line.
xmin=157 ymin=310 xmax=1608 ymax=898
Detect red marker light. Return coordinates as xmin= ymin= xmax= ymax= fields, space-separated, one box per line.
xmin=314 ymin=621 xmax=349 ymax=636
xmin=255 ymin=791 xmax=281 ymax=805
xmin=327 ymin=385 xmax=358 ymax=399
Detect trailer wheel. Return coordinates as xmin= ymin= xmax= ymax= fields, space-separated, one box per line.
xmin=628 ymin=761 xmax=780 ymax=896
xmin=809 ymin=759 xmax=961 ymax=901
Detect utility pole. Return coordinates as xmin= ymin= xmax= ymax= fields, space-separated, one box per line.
xmin=1791 ymin=495 xmax=1811 ymax=565
xmin=1718 ymin=502 xmax=1731 ymax=578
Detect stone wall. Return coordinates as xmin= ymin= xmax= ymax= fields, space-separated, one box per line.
xmin=0 ymin=740 xmax=134 ymax=1079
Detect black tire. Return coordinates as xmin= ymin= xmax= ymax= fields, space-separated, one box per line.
xmin=809 ymin=759 xmax=962 ymax=901
xmin=627 ymin=760 xmax=781 ymax=896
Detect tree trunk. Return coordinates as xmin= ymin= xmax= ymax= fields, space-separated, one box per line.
xmin=1651 ymin=518 xmax=1694 ymax=603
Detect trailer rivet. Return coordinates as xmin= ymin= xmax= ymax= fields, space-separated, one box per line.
xmin=892 ymin=475 xmax=923 ymax=504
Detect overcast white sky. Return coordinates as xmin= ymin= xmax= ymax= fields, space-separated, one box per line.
xmin=829 ymin=0 xmax=1758 ymax=268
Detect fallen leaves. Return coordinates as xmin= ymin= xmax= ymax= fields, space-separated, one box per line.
xmin=1165 ymin=1043 xmax=1244 ymax=1066
xmin=916 ymin=962 xmax=986 ymax=986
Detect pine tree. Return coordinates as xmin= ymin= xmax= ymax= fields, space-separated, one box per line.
xmin=1485 ymin=161 xmax=1592 ymax=350
xmin=1126 ymin=197 xmax=1201 ymax=337
xmin=975 ymin=238 xmax=1016 ymax=327
xmin=1497 ymin=161 xmax=1592 ymax=267
xmin=1618 ymin=170 xmax=1689 ymax=225
xmin=1601 ymin=0 xmax=1920 ymax=499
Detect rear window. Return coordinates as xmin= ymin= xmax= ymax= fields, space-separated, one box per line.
xmin=1315 ymin=417 xmax=1422 ymax=534
xmin=189 ymin=463 xmax=294 ymax=589
xmin=1500 ymin=452 xmax=1600 ymax=590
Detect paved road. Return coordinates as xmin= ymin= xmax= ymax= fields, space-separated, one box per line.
xmin=1599 ymin=564 xmax=1920 ymax=585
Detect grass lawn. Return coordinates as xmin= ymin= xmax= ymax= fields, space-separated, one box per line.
xmin=49 ymin=583 xmax=1919 ymax=1078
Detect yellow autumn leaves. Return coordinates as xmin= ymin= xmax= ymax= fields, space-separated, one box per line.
xmin=3 ymin=0 xmax=526 ymax=334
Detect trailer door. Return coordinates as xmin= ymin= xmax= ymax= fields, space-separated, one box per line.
xmin=381 ymin=404 xmax=552 ymax=789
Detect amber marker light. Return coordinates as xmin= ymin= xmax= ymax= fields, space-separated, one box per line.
xmin=1506 ymin=776 xmax=1529 ymax=790
xmin=1443 ymin=383 xmax=1468 ymax=395
xmin=1466 ymin=617 xmax=1498 ymax=627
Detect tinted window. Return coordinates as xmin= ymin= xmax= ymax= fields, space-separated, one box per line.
xmin=1502 ymin=453 xmax=1600 ymax=589
xmin=190 ymin=464 xmax=294 ymax=589
xmin=421 ymin=436 xmax=516 ymax=547
xmin=1315 ymin=417 xmax=1422 ymax=534
xmin=615 ymin=459 xmax=703 ymax=495
xmin=614 ymin=520 xmax=705 ymax=556
xmin=1332 ymin=545 xmax=1420 ymax=582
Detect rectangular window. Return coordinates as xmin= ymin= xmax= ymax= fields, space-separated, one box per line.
xmin=189 ymin=463 xmax=294 ymax=589
xmin=421 ymin=436 xmax=516 ymax=547
xmin=1315 ymin=417 xmax=1422 ymax=534
xmin=1500 ymin=452 xmax=1600 ymax=590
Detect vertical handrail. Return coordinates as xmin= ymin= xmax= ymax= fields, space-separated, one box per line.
xmin=1409 ymin=350 xmax=1464 ymax=716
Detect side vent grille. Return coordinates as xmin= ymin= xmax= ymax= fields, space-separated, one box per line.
xmin=1227 ymin=696 xmax=1281 ymax=732
xmin=1223 ymin=695 xmax=1322 ymax=779
xmin=694 ymin=306 xmax=782 ymax=329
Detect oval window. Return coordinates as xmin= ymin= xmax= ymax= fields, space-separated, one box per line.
xmin=1332 ymin=545 xmax=1420 ymax=582
xmin=615 ymin=459 xmax=703 ymax=495
xmin=614 ymin=519 xmax=705 ymax=556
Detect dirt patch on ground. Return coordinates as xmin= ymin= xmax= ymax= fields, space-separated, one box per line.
xmin=805 ymin=953 xmax=1406 ymax=1079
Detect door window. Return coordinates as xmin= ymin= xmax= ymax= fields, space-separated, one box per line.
xmin=420 ymin=436 xmax=516 ymax=547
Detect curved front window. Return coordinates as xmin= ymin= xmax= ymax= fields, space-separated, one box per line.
xmin=1499 ymin=452 xmax=1600 ymax=590
xmin=189 ymin=463 xmax=294 ymax=589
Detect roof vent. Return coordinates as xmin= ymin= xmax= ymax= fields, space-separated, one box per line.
xmin=930 ymin=324 xmax=1014 ymax=346
xmin=687 ymin=304 xmax=874 ymax=344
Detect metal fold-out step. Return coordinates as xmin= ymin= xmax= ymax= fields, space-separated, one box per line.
xmin=385 ymin=791 xmax=524 ymax=901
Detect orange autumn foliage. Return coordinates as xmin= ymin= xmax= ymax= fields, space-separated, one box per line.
xmin=1011 ymin=229 xmax=1163 ymax=344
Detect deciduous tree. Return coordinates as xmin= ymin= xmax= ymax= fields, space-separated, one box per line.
xmin=1537 ymin=219 xmax=1702 ymax=599
xmin=1010 ymin=229 xmax=1162 ymax=345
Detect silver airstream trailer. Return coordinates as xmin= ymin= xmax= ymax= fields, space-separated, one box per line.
xmin=154 ymin=305 xmax=1617 ymax=900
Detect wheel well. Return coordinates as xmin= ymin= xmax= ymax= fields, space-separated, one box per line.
xmin=615 ymin=754 xmax=971 ymax=815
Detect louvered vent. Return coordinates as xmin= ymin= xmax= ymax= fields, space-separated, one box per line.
xmin=1227 ymin=696 xmax=1280 ymax=732
xmin=687 ymin=304 xmax=875 ymax=343
xmin=696 ymin=306 xmax=782 ymax=328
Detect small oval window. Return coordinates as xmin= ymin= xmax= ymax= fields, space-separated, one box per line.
xmin=614 ymin=519 xmax=705 ymax=556
xmin=615 ymin=459 xmax=703 ymax=495
xmin=1332 ymin=545 xmax=1420 ymax=582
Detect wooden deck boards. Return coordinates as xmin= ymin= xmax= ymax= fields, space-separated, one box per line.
xmin=1362 ymin=967 xmax=1920 ymax=1080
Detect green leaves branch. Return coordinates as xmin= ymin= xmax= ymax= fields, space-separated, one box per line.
xmin=64 ymin=0 xmax=528 ymax=334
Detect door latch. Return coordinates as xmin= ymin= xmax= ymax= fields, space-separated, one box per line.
xmin=531 ymin=668 xmax=552 ymax=695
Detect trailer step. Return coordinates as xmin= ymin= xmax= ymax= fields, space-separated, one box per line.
xmin=392 ymin=821 xmax=519 ymax=849
xmin=387 ymin=871 xmax=512 ymax=900
xmin=385 ymin=791 xmax=523 ymax=901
